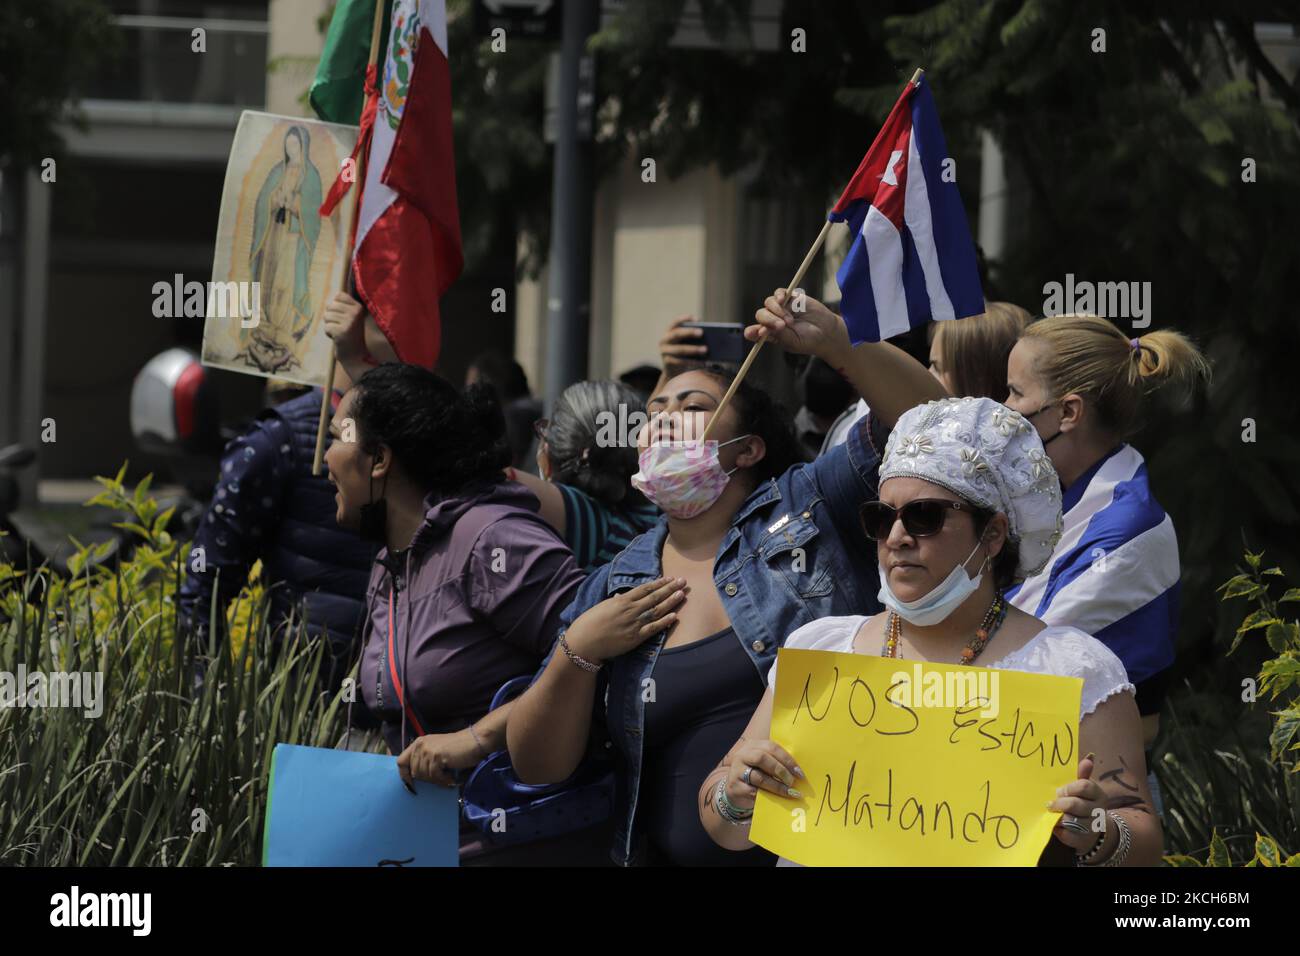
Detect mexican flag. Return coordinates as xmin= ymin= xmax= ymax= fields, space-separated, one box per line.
xmin=314 ymin=0 xmax=462 ymax=370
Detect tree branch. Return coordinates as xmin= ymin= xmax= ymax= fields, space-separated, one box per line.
xmin=1222 ymin=16 xmax=1300 ymax=118
xmin=1154 ymin=21 xmax=1203 ymax=98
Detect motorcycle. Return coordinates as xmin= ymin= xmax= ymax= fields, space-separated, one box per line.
xmin=130 ymin=347 xmax=227 ymax=541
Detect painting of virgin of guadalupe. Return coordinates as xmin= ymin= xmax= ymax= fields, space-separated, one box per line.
xmin=203 ymin=111 xmax=358 ymax=387
xmin=251 ymin=125 xmax=322 ymax=344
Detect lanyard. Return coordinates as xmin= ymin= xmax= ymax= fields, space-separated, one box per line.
xmin=387 ymin=584 xmax=427 ymax=739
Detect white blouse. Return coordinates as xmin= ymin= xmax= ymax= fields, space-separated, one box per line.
xmin=765 ymin=615 xmax=1135 ymax=867
xmin=767 ymin=615 xmax=1135 ymax=720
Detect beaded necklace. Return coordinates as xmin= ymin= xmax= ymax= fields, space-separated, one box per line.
xmin=882 ymin=594 xmax=1008 ymax=665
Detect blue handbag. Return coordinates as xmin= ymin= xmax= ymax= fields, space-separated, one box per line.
xmin=460 ymin=675 xmax=614 ymax=847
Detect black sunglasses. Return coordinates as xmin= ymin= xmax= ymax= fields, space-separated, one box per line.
xmin=859 ymin=498 xmax=976 ymax=541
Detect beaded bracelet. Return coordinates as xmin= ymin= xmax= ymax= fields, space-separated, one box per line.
xmin=714 ymin=780 xmax=753 ymax=825
xmin=466 ymin=723 xmax=489 ymax=760
xmin=1075 ymin=824 xmax=1107 ymax=865
xmin=1076 ymin=811 xmax=1133 ymax=867
xmin=716 ymin=784 xmax=751 ymax=825
xmin=559 ymin=631 xmax=601 ymax=673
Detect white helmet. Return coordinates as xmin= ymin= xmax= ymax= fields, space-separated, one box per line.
xmin=130 ymin=348 xmax=220 ymax=456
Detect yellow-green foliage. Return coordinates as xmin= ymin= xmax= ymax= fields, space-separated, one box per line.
xmin=1166 ymin=831 xmax=1300 ymax=867
xmin=0 ymin=466 xmax=355 ymax=865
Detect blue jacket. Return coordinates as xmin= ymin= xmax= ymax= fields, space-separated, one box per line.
xmin=551 ymin=414 xmax=886 ymax=865
xmin=180 ymin=389 xmax=375 ymax=664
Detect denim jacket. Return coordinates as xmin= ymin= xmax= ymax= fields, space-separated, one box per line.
xmin=550 ymin=414 xmax=886 ymax=865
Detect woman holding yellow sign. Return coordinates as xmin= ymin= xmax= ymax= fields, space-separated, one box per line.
xmin=701 ymin=396 xmax=1163 ymax=867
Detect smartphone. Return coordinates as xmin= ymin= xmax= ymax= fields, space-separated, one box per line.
xmin=682 ymin=321 xmax=748 ymax=365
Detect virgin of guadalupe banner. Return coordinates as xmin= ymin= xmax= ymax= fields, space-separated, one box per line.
xmin=750 ymin=648 xmax=1083 ymax=867
xmin=203 ymin=111 xmax=359 ymax=387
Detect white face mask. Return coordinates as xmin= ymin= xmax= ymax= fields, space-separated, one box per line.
xmin=877 ymin=539 xmax=988 ymax=627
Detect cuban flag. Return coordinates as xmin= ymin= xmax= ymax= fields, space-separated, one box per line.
xmin=1006 ymin=445 xmax=1181 ymax=685
xmin=829 ymin=74 xmax=983 ymax=344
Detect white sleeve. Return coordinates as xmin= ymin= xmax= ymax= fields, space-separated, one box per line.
xmin=1028 ymin=627 xmax=1136 ymax=718
xmin=766 ymin=615 xmax=867 ymax=691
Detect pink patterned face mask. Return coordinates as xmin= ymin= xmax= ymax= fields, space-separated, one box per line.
xmin=631 ymin=436 xmax=752 ymax=519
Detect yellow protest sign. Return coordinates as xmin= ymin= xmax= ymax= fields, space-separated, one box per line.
xmin=750 ymin=648 xmax=1082 ymax=866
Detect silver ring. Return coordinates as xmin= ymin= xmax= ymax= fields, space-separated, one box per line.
xmin=638 ymin=607 xmax=655 ymax=623
xmin=741 ymin=766 xmax=757 ymax=787
xmin=1059 ymin=814 xmax=1089 ymax=836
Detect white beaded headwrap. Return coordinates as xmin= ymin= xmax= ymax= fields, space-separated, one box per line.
xmin=879 ymin=397 xmax=1064 ymax=582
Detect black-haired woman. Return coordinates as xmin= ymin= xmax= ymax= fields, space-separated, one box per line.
xmin=507 ymin=380 xmax=659 ymax=572
xmin=323 ymin=363 xmax=585 ymax=787
xmin=507 ymin=319 xmax=949 ymax=865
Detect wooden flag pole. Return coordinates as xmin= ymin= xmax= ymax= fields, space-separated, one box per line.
xmin=697 ymin=220 xmax=831 ymax=442
xmin=698 ymin=66 xmax=924 ymax=443
xmin=312 ymin=0 xmax=388 ymax=476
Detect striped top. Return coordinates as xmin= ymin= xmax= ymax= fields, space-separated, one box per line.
xmin=1006 ymin=444 xmax=1180 ymax=692
xmin=555 ymin=483 xmax=660 ymax=573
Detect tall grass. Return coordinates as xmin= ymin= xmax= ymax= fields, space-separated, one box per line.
xmin=1156 ymin=696 xmax=1300 ymax=861
xmin=0 ymin=468 xmax=355 ymax=866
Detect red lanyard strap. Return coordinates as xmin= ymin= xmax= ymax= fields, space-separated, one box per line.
xmin=387 ymin=584 xmax=427 ymax=738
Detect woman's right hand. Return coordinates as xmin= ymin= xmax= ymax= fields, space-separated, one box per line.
xmin=563 ymin=576 xmax=687 ymax=665
xmin=658 ymin=315 xmax=708 ymax=379
xmin=322 ymin=291 xmax=368 ymax=365
xmin=746 ymin=289 xmax=850 ymax=361
xmin=725 ymin=738 xmax=804 ymax=810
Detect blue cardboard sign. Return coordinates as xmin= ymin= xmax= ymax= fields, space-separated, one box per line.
xmin=263 ymin=744 xmax=459 ymax=867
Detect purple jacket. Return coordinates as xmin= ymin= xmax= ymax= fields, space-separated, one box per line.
xmin=359 ymin=480 xmax=585 ymax=754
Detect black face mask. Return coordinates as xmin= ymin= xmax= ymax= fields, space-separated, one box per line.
xmin=1024 ymin=400 xmax=1064 ymax=446
xmin=358 ymin=465 xmax=389 ymax=543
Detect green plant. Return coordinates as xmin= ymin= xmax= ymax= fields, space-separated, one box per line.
xmin=1156 ymin=548 xmax=1300 ymax=865
xmin=1166 ymin=830 xmax=1299 ymax=867
xmin=0 ymin=468 xmax=363 ymax=865
xmin=1222 ymin=549 xmax=1300 ymax=772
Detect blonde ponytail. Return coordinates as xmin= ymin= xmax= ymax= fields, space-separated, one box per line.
xmin=1021 ymin=314 xmax=1211 ymax=439
xmin=1129 ymin=328 xmax=1214 ymax=396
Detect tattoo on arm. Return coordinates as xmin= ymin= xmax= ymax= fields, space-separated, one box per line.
xmin=1106 ymin=794 xmax=1151 ymax=814
xmin=1099 ymin=755 xmax=1139 ymax=792
xmin=1099 ymin=756 xmax=1152 ymax=814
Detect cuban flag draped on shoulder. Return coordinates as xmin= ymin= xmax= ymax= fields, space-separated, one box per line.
xmin=1005 ymin=445 xmax=1181 ymax=685
xmin=829 ymin=74 xmax=983 ymax=344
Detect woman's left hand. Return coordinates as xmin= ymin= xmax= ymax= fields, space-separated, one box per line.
xmin=397 ymin=730 xmax=484 ymax=788
xmin=1048 ymin=754 xmax=1108 ymax=853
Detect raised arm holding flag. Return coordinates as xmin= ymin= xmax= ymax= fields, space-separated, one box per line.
xmin=703 ymin=68 xmax=983 ymax=440
xmin=311 ymin=0 xmax=464 ymax=473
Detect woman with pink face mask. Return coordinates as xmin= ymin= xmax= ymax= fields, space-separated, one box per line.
xmin=507 ymin=301 xmax=949 ymax=867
